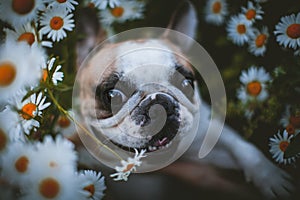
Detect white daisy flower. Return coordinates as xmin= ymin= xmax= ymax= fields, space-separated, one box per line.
xmin=280 ymin=105 xmax=300 ymax=135
xmin=20 ymin=136 xmax=83 ymax=199
xmin=274 ymin=13 xmax=300 ymax=50
xmin=42 ymin=57 xmax=64 ymax=85
xmin=110 ymin=149 xmax=146 ymax=181
xmin=40 ymin=6 xmax=75 ymax=42
xmin=99 ymin=0 xmax=145 ymax=26
xmin=227 ymin=14 xmax=255 ymax=46
xmin=4 ymin=24 xmax=53 ymax=48
xmin=241 ymin=1 xmax=264 ymax=25
xmin=204 ymin=0 xmax=228 ymax=26
xmin=7 ymin=90 xmax=51 ymax=135
xmin=0 ymin=0 xmax=45 ymax=28
xmin=0 ymin=39 xmax=44 ymax=108
xmin=294 ymin=49 xmax=300 ymax=56
xmin=32 ymin=135 xmax=78 ymax=173
xmin=43 ymin=0 xmax=78 ymax=12
xmin=269 ymin=130 xmax=297 ymax=165
xmin=237 ymin=66 xmax=271 ymax=103
xmin=79 ymin=170 xmax=106 ymax=200
xmin=0 ymin=141 xmax=36 ymax=185
xmin=51 ymin=65 xmax=64 ymax=85
xmin=19 ymin=92 xmax=50 ymax=118
xmin=54 ymin=112 xmax=76 ymax=137
xmin=4 ymin=24 xmax=37 ymax=46
xmin=248 ymin=26 xmax=269 ymax=56
xmin=91 ymin=0 xmax=120 ymax=10
xmin=20 ymin=169 xmax=84 ymax=200
xmin=0 ymin=107 xmax=26 ymax=141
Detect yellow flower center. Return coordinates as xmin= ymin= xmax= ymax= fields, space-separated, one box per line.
xmin=21 ymin=103 xmax=37 ymax=120
xmin=286 ymin=124 xmax=295 ymax=135
xmin=50 ymin=16 xmax=64 ymax=30
xmin=286 ymin=24 xmax=300 ymax=39
xmin=39 ymin=178 xmax=60 ymax=199
xmin=12 ymin=0 xmax=35 ymax=15
xmin=15 ymin=156 xmax=29 ymax=173
xmin=0 ymin=129 xmax=7 ymax=152
xmin=0 ymin=62 xmax=16 ymax=87
xmin=123 ymin=163 xmax=135 ymax=172
xmin=18 ymin=32 xmax=35 ymax=46
xmin=212 ymin=1 xmax=221 ymax=14
xmin=279 ymin=141 xmax=289 ymax=152
xmin=237 ymin=24 xmax=246 ymax=34
xmin=57 ymin=115 xmax=71 ymax=128
xmin=56 ymin=0 xmax=67 ymax=3
xmin=245 ymin=9 xmax=256 ymax=20
xmin=289 ymin=115 xmax=300 ymax=128
xmin=42 ymin=69 xmax=48 ymax=82
xmin=110 ymin=7 xmax=124 ymax=18
xmin=84 ymin=184 xmax=95 ymax=197
xmin=255 ymin=34 xmax=267 ymax=47
xmin=246 ymin=81 xmax=262 ymax=96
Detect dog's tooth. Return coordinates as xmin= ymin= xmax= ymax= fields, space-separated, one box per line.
xmin=146 ymin=136 xmax=152 ymax=140
xmin=150 ymin=94 xmax=156 ymax=100
xmin=166 ymin=141 xmax=172 ymax=148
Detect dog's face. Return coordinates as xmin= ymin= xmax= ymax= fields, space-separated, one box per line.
xmin=79 ymin=38 xmax=200 ymax=153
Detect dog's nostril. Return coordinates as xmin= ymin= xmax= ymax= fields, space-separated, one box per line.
xmin=155 ymin=94 xmax=178 ymax=115
xmin=131 ymin=93 xmax=179 ymax=127
xmin=135 ymin=114 xmax=150 ymax=126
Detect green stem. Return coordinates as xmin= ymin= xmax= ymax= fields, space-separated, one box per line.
xmin=47 ymin=89 xmax=123 ymax=161
xmin=32 ymin=22 xmax=41 ymax=44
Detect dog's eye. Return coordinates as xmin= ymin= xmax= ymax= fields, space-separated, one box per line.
xmin=181 ymin=79 xmax=193 ymax=88
xmin=107 ymin=89 xmax=127 ymax=112
xmin=180 ymin=79 xmax=194 ymax=100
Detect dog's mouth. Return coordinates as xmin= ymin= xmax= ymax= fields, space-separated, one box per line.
xmin=111 ymin=117 xmax=180 ymax=153
xmin=112 ymin=93 xmax=181 ymax=153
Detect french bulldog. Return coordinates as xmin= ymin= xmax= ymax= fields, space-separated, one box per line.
xmin=76 ymin=1 xmax=294 ymax=199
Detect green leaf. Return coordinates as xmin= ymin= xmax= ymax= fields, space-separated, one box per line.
xmin=284 ymin=134 xmax=300 ymax=158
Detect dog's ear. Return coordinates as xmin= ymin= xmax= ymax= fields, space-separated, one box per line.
xmin=75 ymin=7 xmax=107 ymax=68
xmin=163 ymin=1 xmax=198 ymax=51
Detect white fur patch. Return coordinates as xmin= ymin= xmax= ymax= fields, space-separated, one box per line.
xmin=99 ymin=115 xmax=149 ymax=148
xmin=116 ymin=40 xmax=176 ymax=85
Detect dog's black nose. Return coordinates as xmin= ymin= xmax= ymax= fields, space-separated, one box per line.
xmin=131 ymin=93 xmax=179 ymax=127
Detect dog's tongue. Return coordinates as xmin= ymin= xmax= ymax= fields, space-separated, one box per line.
xmin=154 ymin=137 xmax=169 ymax=147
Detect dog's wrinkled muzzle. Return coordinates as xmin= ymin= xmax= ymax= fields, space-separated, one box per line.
xmin=130 ymin=92 xmax=180 ymax=151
